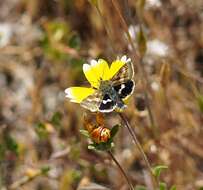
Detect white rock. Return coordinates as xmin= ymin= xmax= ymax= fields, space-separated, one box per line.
xmin=147 ymin=39 xmax=169 ymax=57
xmin=0 ymin=23 xmax=12 ymax=47
xmin=145 ymin=0 xmax=162 ymax=8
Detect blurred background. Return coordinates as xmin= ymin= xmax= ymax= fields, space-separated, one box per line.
xmin=0 ymin=0 xmax=203 ymax=189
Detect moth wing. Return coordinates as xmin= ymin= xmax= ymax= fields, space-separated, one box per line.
xmin=98 ymin=94 xmax=116 ymax=113
xmin=113 ymin=80 xmax=135 ymax=100
xmin=111 ymin=61 xmax=134 ymax=85
xmin=109 ymin=61 xmax=135 ymax=100
xmin=80 ymin=90 xmax=103 ymax=112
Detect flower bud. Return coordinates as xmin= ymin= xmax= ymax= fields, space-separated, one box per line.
xmin=90 ymin=126 xmax=111 ymax=144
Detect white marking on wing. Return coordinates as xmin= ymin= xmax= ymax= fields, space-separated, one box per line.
xmin=102 ymin=99 xmax=112 ymax=104
xmin=118 ymin=84 xmax=126 ymax=94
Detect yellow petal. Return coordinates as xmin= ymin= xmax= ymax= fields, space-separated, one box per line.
xmin=97 ymin=59 xmax=110 ymax=80
xmin=83 ymin=59 xmax=110 ymax=88
xmin=108 ymin=60 xmax=125 ymax=79
xmin=108 ymin=55 xmax=131 ymax=79
xmin=65 ymin=87 xmax=95 ymax=103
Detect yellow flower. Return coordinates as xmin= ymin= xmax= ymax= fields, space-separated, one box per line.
xmin=65 ymin=55 xmax=134 ymax=112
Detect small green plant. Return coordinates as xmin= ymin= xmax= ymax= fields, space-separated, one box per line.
xmin=41 ymin=20 xmax=80 ymax=61
xmin=80 ymin=112 xmax=134 ymax=190
xmin=0 ymin=134 xmax=19 ymax=160
xmin=135 ymin=165 xmax=176 ymax=190
xmin=153 ymin=165 xmax=176 ymax=190
xmin=10 ymin=165 xmax=51 ymax=189
xmin=80 ymin=112 xmax=119 ymax=151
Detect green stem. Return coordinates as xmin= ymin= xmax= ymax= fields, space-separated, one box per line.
xmin=111 ymin=0 xmax=157 ymax=131
xmin=163 ymin=88 xmax=173 ymax=121
xmin=107 ymin=150 xmax=134 ymax=190
xmin=94 ymin=4 xmax=117 ymax=56
xmin=119 ymin=112 xmax=158 ymax=189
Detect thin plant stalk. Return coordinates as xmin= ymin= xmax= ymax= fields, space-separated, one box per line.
xmin=163 ymin=88 xmax=173 ymax=121
xmin=107 ymin=150 xmax=134 ymax=190
xmin=94 ymin=4 xmax=117 ymax=56
xmin=90 ymin=1 xmax=158 ymax=187
xmin=119 ymin=112 xmax=158 ymax=189
xmin=10 ymin=171 xmax=42 ymax=189
xmin=111 ymin=0 xmax=157 ymax=131
xmin=91 ymin=0 xmax=157 ymax=132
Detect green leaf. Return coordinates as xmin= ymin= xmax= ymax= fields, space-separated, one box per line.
xmin=110 ymin=124 xmax=120 ymax=138
xmin=71 ymin=170 xmax=81 ymax=181
xmin=136 ymin=0 xmax=146 ymax=11
xmin=136 ymin=26 xmax=147 ymax=56
xmin=88 ymin=0 xmax=98 ymax=6
xmin=90 ymin=141 xmax=114 ymax=151
xmin=51 ymin=112 xmax=62 ymax=128
xmin=153 ymin=165 xmax=168 ymax=178
xmin=69 ymin=58 xmax=85 ymax=68
xmin=94 ymin=142 xmax=107 ymax=151
xmin=170 ymin=185 xmax=177 ymax=190
xmin=48 ymin=21 xmax=69 ymax=42
xmin=35 ymin=123 xmax=48 ymax=139
xmin=69 ymin=34 xmax=81 ymax=50
xmin=159 ymin=182 xmax=167 ymax=190
xmin=79 ymin=130 xmax=90 ymax=138
xmin=5 ymin=135 xmax=18 ymax=155
xmin=41 ymin=166 xmax=50 ymax=175
xmin=88 ymin=144 xmax=96 ymax=150
xmin=110 ymin=142 xmax=115 ymax=149
xmin=135 ymin=185 xmax=147 ymax=190
xmin=0 ymin=144 xmax=6 ymax=160
xmin=40 ymin=21 xmax=70 ymax=61
xmin=197 ymin=94 xmax=203 ymax=112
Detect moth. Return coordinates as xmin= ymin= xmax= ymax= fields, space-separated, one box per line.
xmin=65 ymin=56 xmax=135 ymax=112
